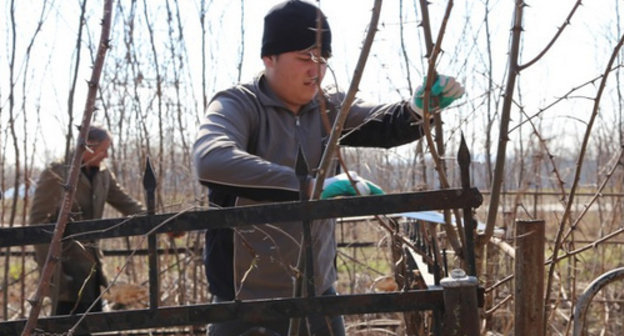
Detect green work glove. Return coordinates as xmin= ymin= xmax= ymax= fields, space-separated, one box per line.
xmin=410 ymin=75 xmax=464 ymax=116
xmin=320 ymin=172 xmax=384 ymax=200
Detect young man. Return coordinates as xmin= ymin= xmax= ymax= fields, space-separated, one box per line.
xmin=192 ymin=1 xmax=464 ymax=334
xmin=29 ymin=125 xmax=144 ymax=317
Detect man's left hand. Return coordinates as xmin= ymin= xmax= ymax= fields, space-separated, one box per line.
xmin=410 ymin=74 xmax=464 ymax=116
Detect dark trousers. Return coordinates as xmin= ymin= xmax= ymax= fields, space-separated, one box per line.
xmin=55 ymin=299 xmax=103 ymax=315
xmin=207 ymin=287 xmax=346 ymax=336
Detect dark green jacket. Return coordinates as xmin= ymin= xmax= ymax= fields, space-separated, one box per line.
xmin=29 ymin=160 xmax=144 ymax=305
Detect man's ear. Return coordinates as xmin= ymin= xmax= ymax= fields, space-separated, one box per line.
xmin=262 ymin=55 xmax=277 ymax=68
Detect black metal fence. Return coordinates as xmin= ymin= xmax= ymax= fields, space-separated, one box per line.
xmin=0 ymin=138 xmax=484 ymax=335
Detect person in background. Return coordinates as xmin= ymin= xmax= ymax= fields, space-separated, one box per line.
xmin=29 ymin=124 xmax=144 ymax=317
xmin=192 ymin=1 xmax=464 ymax=335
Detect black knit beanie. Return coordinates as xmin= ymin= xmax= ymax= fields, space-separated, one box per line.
xmin=261 ymin=0 xmax=332 ymax=58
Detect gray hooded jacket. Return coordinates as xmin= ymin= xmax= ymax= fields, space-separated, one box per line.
xmin=193 ymin=74 xmax=425 ymax=300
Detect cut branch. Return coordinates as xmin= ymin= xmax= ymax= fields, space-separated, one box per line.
xmin=481 ymin=0 xmax=525 ymax=247
xmin=21 ymin=1 xmax=114 ymax=334
xmin=311 ymin=0 xmax=383 ymax=199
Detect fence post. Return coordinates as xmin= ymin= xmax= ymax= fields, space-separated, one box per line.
xmin=514 ymin=219 xmax=545 ymax=336
xmin=458 ymin=133 xmax=477 ymax=276
xmin=440 ymin=268 xmax=480 ymax=336
xmin=143 ymin=156 xmax=159 ymax=309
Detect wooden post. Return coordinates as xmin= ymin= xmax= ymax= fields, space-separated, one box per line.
xmin=514 ymin=219 xmax=545 ymax=336
xmin=440 ymin=268 xmax=480 ymax=336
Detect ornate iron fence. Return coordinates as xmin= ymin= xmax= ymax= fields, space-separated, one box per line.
xmin=0 ymin=137 xmax=483 ymax=335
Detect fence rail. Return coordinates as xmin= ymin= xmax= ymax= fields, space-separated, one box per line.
xmin=1 ymin=137 xmax=484 ymax=335
xmin=0 ymin=289 xmax=447 ymax=334
xmin=0 ymin=189 xmax=482 ymax=248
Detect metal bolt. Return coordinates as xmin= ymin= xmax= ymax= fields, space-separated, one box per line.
xmin=440 ymin=268 xmax=477 ymax=288
xmin=450 ymin=268 xmax=466 ymax=279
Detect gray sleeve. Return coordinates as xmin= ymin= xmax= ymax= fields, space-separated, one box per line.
xmin=326 ymin=90 xmax=425 ymax=148
xmin=192 ymin=89 xmax=300 ymax=202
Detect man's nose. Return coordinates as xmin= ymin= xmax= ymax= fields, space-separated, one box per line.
xmin=308 ymin=64 xmax=323 ymax=78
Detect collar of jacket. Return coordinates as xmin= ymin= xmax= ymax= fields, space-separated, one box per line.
xmin=56 ymin=153 xmax=109 ymax=175
xmin=253 ymin=72 xmax=321 ymax=116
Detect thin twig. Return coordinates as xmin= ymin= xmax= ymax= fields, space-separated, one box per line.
xmin=509 ymin=64 xmax=624 ymax=134
xmin=142 ymin=0 xmax=166 ymax=213
xmin=416 ymin=0 xmax=464 ymax=257
xmin=4 ymin=0 xmax=18 ymax=321
xmin=560 ymin=148 xmax=624 ymax=243
xmin=66 ymin=206 xmax=196 ymax=333
xmin=518 ymin=0 xmax=583 ymax=70
xmin=485 ymin=294 xmax=512 ymax=316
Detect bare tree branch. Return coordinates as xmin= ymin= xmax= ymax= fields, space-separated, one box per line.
xmin=4 ymin=0 xmax=18 ymax=321
xmin=518 ymin=0 xmax=583 ymax=70
xmin=142 ymin=0 xmax=165 ymax=213
xmin=416 ymin=0 xmax=464 ymax=258
xmin=544 ymin=32 xmax=624 ymax=326
xmin=21 ymin=1 xmax=114 ymax=334
xmin=311 ymin=0 xmax=383 ymax=199
xmin=64 ymin=0 xmax=88 ymax=165
xmin=481 ymin=0 xmax=525 ymax=247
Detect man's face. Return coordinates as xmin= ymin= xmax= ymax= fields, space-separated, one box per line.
xmin=263 ymin=49 xmax=327 ymax=113
xmin=82 ymin=138 xmax=111 ymax=167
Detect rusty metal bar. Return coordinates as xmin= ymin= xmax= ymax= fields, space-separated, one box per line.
xmin=514 ymin=220 xmax=545 ymax=336
xmin=0 ymin=289 xmax=444 ymax=334
xmin=110 ymin=241 xmax=377 ymax=256
xmin=573 ymin=267 xmax=624 ymax=336
xmin=479 ymin=190 xmax=624 ymax=197
xmin=0 ymin=242 xmax=383 ymax=257
xmin=440 ymin=268 xmax=480 ymax=336
xmin=143 ymin=156 xmax=160 ymax=309
xmin=96 ymin=329 xmax=205 ymax=336
xmin=0 ymin=188 xmax=483 ymax=248
xmin=295 ymin=146 xmax=315 ymax=297
xmin=0 ymin=241 xmax=385 ymax=258
xmin=458 ymin=134 xmax=477 ymax=276
xmin=288 ymin=146 xmax=314 ymax=336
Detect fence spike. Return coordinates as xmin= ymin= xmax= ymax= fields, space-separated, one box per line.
xmin=457 ymin=132 xmax=471 ymax=170
xmin=143 ymin=156 xmax=157 ymax=193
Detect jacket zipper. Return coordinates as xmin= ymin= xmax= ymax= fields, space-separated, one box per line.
xmin=294 ymin=114 xmax=304 ymax=167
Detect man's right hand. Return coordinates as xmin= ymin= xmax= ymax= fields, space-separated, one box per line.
xmin=320 ymin=172 xmax=384 ymax=200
